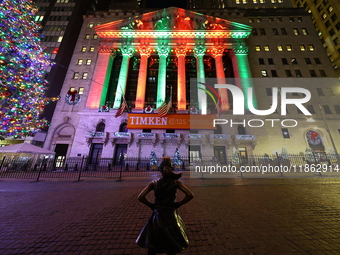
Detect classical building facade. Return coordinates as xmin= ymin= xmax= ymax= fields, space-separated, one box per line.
xmin=44 ymin=6 xmax=340 ymax=165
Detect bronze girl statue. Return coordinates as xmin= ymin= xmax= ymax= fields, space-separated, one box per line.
xmin=136 ymin=157 xmax=194 ymax=255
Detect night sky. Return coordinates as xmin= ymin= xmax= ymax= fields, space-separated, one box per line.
xmin=145 ymin=0 xmax=187 ymax=9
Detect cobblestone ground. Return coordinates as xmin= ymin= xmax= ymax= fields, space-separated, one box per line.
xmin=1 ymin=175 xmax=340 ymax=255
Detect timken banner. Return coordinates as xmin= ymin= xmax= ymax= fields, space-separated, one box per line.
xmin=127 ymin=114 xmax=216 ymax=129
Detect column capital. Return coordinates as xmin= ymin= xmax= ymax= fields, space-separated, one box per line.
xmin=231 ymin=41 xmax=249 ymax=55
xmin=157 ymin=43 xmax=170 ymax=57
xmin=175 ymin=45 xmax=187 ymax=57
xmin=194 ymin=44 xmax=206 ymax=57
xmin=138 ymin=45 xmax=152 ymax=57
xmin=120 ymin=44 xmax=135 ymax=57
xmin=211 ymin=45 xmax=225 ymax=58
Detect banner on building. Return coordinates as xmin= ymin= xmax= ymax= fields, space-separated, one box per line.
xmin=127 ymin=114 xmax=216 ymax=129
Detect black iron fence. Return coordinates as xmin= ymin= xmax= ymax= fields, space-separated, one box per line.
xmin=0 ymin=153 xmax=339 ymax=180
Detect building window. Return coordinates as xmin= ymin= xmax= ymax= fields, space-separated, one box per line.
xmin=329 ymin=29 xmax=336 ymax=36
xmin=282 ymin=128 xmax=290 ymax=139
xmin=308 ymin=44 xmax=315 ymax=51
xmin=264 ymin=45 xmax=270 ymax=51
xmin=301 ymin=28 xmax=308 ymax=35
xmin=272 ymin=28 xmax=279 ymax=35
xmin=322 ymin=13 xmax=328 ymax=19
xmin=307 ymin=105 xmax=316 ymax=114
xmin=85 ymin=34 xmax=90 ymax=39
xmin=249 ymin=18 xmax=254 ymax=22
xmin=297 ymin=17 xmax=303 ymax=22
xmin=252 ymin=28 xmax=258 ymax=35
xmin=86 ymin=59 xmax=92 ymax=65
xmin=89 ymin=46 xmax=95 ymax=52
xmin=271 ymin=70 xmax=278 ymax=77
xmin=309 ymin=70 xmax=317 ymax=77
xmin=286 ymin=45 xmax=292 ymax=51
xmin=260 ymin=28 xmax=266 ymax=35
xmin=333 ymin=37 xmax=340 ymax=46
xmin=293 ymin=28 xmax=299 ymax=35
xmin=277 ymin=17 xmax=282 ymax=22
xmin=81 ymin=46 xmax=87 ymax=52
xmin=257 ymin=18 xmax=262 ymax=22
xmin=259 ymin=58 xmax=265 ymax=65
xmin=331 ymin=13 xmax=338 ymax=22
xmin=255 ymin=45 xmax=261 ymax=51
xmin=289 ymin=17 xmax=295 ymax=22
xmin=268 ymin=58 xmax=274 ymax=65
xmin=82 ymin=72 xmax=88 ymax=79
xmin=325 ymin=20 xmax=331 ymax=28
xmin=88 ymin=23 xmax=94 ymax=28
xmin=285 ymin=70 xmax=293 ymax=77
xmin=280 ymin=28 xmax=287 ymax=35
xmin=93 ymin=34 xmax=98 ymax=39
xmin=295 ymin=70 xmax=302 ymax=77
xmin=73 ymin=72 xmax=79 ymax=79
xmin=77 ymin=59 xmax=83 ymax=65
xmin=278 ymin=45 xmax=283 ymax=51
xmin=78 ymin=87 xmax=84 ymax=94
xmin=262 ymin=70 xmax=268 ymax=77
xmin=323 ymin=105 xmax=332 ymax=114
xmin=291 ymin=58 xmax=298 ymax=64
xmin=334 ymin=105 xmax=340 ymax=114
xmin=316 ymin=88 xmax=325 ymax=96
xmin=319 ymin=70 xmax=327 ymax=77
xmin=305 ymin=58 xmax=312 ymax=64
xmin=314 ymin=58 xmax=321 ymax=64
xmin=300 ymin=45 xmax=306 ymax=51
xmin=57 ymin=36 xmax=63 ymax=42
xmin=269 ymin=18 xmax=274 ymax=22
xmin=282 ymin=58 xmax=288 ymax=65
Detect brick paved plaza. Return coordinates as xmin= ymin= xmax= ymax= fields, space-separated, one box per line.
xmin=1 ymin=174 xmax=340 ymax=255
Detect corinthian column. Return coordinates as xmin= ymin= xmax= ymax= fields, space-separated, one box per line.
xmin=230 ymin=41 xmax=257 ymax=110
xmin=113 ymin=44 xmax=134 ymax=109
xmin=194 ymin=44 xmax=206 ymax=114
xmin=175 ymin=45 xmax=187 ymax=111
xmin=156 ymin=43 xmax=169 ymax=108
xmin=135 ymin=45 xmax=151 ymax=110
xmin=212 ymin=45 xmax=229 ymax=111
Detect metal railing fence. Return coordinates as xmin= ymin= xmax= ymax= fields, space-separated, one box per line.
xmin=0 ymin=153 xmax=339 ymax=180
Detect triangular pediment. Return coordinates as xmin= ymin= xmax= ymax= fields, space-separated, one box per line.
xmin=95 ymin=7 xmax=251 ymax=34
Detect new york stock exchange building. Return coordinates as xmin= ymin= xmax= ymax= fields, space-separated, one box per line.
xmin=44 ymin=6 xmax=340 ymax=165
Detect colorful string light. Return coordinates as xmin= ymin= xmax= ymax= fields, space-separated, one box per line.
xmin=0 ymin=0 xmax=55 ymax=139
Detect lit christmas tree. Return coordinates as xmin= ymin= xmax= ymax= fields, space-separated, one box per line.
xmin=150 ymin=149 xmax=158 ymax=168
xmin=231 ymin=147 xmax=240 ymax=165
xmin=281 ymin=148 xmax=289 ymax=160
xmin=0 ymin=0 xmax=53 ymax=139
xmin=305 ymin=147 xmax=315 ymax=162
xmin=173 ymin=148 xmax=183 ymax=166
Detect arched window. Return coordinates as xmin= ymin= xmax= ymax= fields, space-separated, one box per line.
xmin=238 ymin=125 xmax=246 ymax=135
xmin=96 ymin=122 xmax=105 ymax=132
xmin=119 ymin=123 xmax=128 ymax=132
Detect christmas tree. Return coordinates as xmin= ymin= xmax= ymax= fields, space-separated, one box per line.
xmin=281 ymin=148 xmax=289 ymax=160
xmin=231 ymin=147 xmax=240 ymax=165
xmin=0 ymin=0 xmax=53 ymax=139
xmin=173 ymin=148 xmax=183 ymax=166
xmin=305 ymin=147 xmax=315 ymax=162
xmin=150 ymin=149 xmax=158 ymax=166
